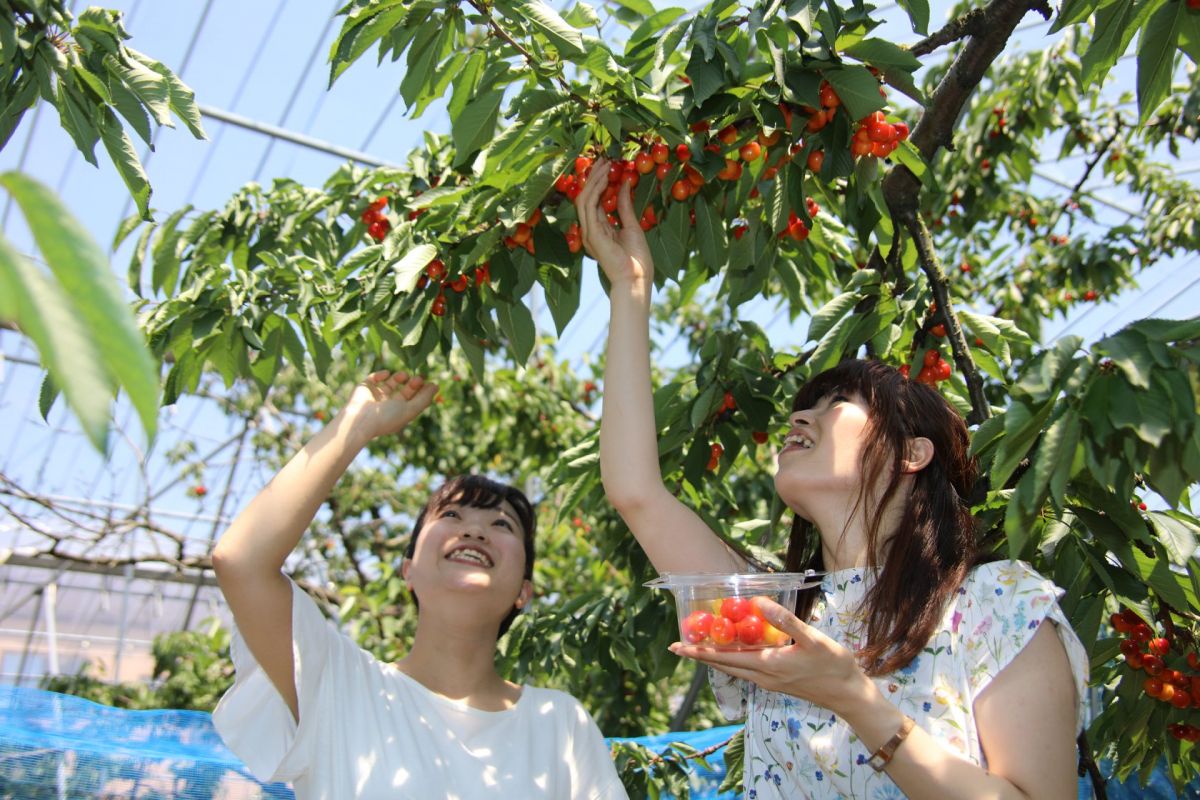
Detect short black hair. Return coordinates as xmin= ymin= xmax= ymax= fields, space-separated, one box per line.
xmin=405 ymin=475 xmax=536 ymax=637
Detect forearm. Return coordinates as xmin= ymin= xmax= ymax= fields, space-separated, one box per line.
xmin=839 ymin=687 xmax=1031 ymax=800
xmin=599 ymin=276 xmax=663 ymax=506
xmin=212 ymin=410 xmax=372 ymax=576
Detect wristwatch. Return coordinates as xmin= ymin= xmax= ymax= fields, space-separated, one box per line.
xmin=867 ymin=714 xmax=915 ymax=772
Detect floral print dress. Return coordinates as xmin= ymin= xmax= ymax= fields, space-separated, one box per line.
xmin=710 ymin=560 xmax=1089 ymax=799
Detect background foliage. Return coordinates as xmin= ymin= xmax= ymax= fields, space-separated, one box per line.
xmin=6 ymin=0 xmax=1200 ymax=794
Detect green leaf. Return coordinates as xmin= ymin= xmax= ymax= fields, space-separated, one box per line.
xmin=1080 ymin=0 xmax=1163 ymax=87
xmin=990 ymin=399 xmax=1057 ymax=490
xmin=95 ymin=107 xmax=151 ymax=219
xmin=103 ymin=52 xmax=170 ymax=125
xmin=610 ymin=0 xmax=655 ymax=15
xmin=895 ymin=0 xmax=929 ymax=34
xmin=0 ymin=172 xmax=159 ymax=442
xmin=38 ymin=372 xmax=60 ymax=421
xmin=823 ymin=65 xmax=886 ymax=121
xmin=0 ymin=236 xmax=114 ymax=451
xmin=1050 ymin=0 xmax=1106 ymax=33
xmin=392 ymin=244 xmax=438 ymax=294
xmin=135 ymin=51 xmax=207 ymax=139
xmin=452 ymin=89 xmax=503 ymax=166
xmin=495 ymin=297 xmax=537 ymax=365
xmin=1148 ymin=512 xmax=1199 ymax=566
xmin=693 ymin=196 xmax=727 ymax=270
xmin=685 ymin=45 xmax=725 ymax=106
xmin=329 ymin=1 xmax=409 ymax=86
xmin=1136 ymin=0 xmax=1184 ymax=125
xmin=513 ymin=0 xmax=586 ymax=57
xmin=807 ymin=292 xmax=858 ymax=343
xmin=841 ymin=39 xmax=921 ymax=71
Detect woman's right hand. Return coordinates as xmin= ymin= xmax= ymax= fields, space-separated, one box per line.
xmin=574 ymin=158 xmax=654 ymax=288
xmin=339 ymin=370 xmax=439 ymax=441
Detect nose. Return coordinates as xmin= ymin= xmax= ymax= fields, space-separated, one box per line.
xmin=462 ymin=526 xmax=488 ymax=541
xmin=789 ymin=410 xmax=812 ymax=429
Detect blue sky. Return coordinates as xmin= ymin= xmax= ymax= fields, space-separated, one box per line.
xmin=1 ymin=0 xmax=1197 ymax=564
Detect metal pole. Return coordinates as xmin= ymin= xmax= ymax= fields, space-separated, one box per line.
xmin=43 ymin=582 xmax=59 ymax=676
xmin=112 ymin=562 xmax=133 ymax=683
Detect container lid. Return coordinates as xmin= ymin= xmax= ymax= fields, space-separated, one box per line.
xmin=644 ymin=571 xmax=823 ymax=592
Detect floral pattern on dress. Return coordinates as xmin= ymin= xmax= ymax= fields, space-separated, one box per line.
xmin=710 ymin=560 xmax=1089 ymax=799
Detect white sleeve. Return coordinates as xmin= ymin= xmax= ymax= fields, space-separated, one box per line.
xmin=212 ymin=579 xmax=342 ymax=782
xmin=552 ymin=692 xmax=629 ymax=800
xmin=709 ymin=667 xmax=751 ymax=721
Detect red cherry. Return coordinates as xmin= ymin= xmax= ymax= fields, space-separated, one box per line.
xmin=426 ymin=259 xmax=446 ymax=281
xmin=635 ymin=151 xmax=655 ymax=174
xmin=935 ymin=359 xmax=952 ymax=381
xmin=430 ymin=294 xmax=446 ymax=317
xmin=639 ymin=206 xmax=658 ymax=231
xmin=893 ymin=122 xmax=910 ymax=140
xmin=899 ymin=364 xmax=910 ymax=379
xmin=720 ymin=597 xmax=753 ymax=623
xmin=1143 ymin=654 xmax=1164 ymax=676
xmin=923 ymin=349 xmax=940 ymax=368
xmin=710 ymin=617 xmax=736 ymax=645
xmin=718 ymin=124 xmax=738 ymax=144
xmin=655 ymin=162 xmax=670 ymax=181
xmin=651 ymin=142 xmax=670 ymax=164
xmin=739 ymin=141 xmax=762 ymax=162
xmin=681 ymin=610 xmax=714 ymax=643
xmin=1132 ymin=623 xmax=1153 ymax=643
xmin=752 ymin=431 xmax=768 ymax=444
xmin=1119 ymin=638 xmax=1141 ymax=658
xmin=474 ymin=262 xmax=491 ymax=286
xmin=450 ymin=275 xmax=469 ymax=293
xmin=736 ymin=614 xmax=765 ymax=645
xmin=675 ymin=143 xmax=692 ymax=162
xmin=1145 ymin=677 xmax=1164 ymax=698
xmin=367 ymin=219 xmax=389 ymax=241
xmin=555 ymin=173 xmax=576 ymax=193
xmin=1084 ymin=290 xmax=1098 ymax=301
xmin=806 ymin=150 xmax=825 ymax=172
xmin=670 ymin=180 xmax=691 ymax=202
xmin=1148 ymin=637 xmax=1169 ymax=656
xmin=574 ymin=156 xmax=593 ymax=176
xmin=930 ymin=324 xmax=946 ymax=338
xmin=369 ymin=196 xmax=388 ymax=210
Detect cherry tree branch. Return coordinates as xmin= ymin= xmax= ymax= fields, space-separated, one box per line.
xmin=882 ymin=0 xmax=1054 ymax=425
xmin=908 ymin=8 xmax=989 ymax=58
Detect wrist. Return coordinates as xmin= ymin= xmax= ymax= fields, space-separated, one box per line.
xmin=328 ymin=407 xmax=385 ymax=451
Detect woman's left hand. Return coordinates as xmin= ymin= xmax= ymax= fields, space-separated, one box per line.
xmin=669 ymin=597 xmax=874 ymax=717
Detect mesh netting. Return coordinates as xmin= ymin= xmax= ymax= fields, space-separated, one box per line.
xmin=3 ymin=685 xmax=1196 ymax=799
xmin=0 ymin=686 xmax=736 ymax=799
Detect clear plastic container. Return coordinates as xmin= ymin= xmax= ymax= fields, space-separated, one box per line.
xmin=646 ymin=572 xmax=822 ymax=650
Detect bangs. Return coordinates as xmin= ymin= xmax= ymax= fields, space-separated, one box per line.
xmin=792 ymin=360 xmax=877 ymax=413
xmin=421 ymin=475 xmax=536 ymax=542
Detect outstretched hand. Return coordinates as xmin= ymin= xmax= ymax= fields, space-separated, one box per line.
xmin=574 ymin=158 xmax=654 ymax=288
xmin=339 ymin=370 xmax=439 ymax=441
xmin=668 ymin=597 xmax=873 ymax=717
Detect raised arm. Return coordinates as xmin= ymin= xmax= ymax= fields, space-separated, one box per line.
xmin=577 ymin=160 xmax=741 ymax=575
xmin=210 ymin=371 xmax=437 ymax=720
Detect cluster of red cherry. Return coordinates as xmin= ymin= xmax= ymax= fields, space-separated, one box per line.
xmin=360 ymin=197 xmax=391 ymax=241
xmin=1113 ymin=608 xmax=1200 ymax=741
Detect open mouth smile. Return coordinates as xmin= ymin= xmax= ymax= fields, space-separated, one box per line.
xmin=446 ymin=545 xmax=494 ymax=568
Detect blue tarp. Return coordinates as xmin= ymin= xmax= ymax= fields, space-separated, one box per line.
xmin=0 ymin=685 xmax=1194 ymax=799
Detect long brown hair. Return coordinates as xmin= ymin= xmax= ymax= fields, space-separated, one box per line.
xmin=782 ymin=359 xmax=980 ymax=675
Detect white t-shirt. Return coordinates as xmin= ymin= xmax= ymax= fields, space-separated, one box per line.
xmin=212 ymin=579 xmax=628 ymax=800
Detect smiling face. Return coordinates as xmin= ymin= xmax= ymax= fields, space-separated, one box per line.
xmin=402 ymin=475 xmax=537 ymax=637
xmin=773 ymin=391 xmax=875 ymax=520
xmin=404 ymin=500 xmax=531 ymax=625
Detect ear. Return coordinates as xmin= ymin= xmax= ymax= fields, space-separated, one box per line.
xmin=901 ymin=437 xmax=934 ymax=473
xmin=400 ymin=557 xmax=412 ymax=582
xmin=514 ymin=580 xmax=533 ymax=609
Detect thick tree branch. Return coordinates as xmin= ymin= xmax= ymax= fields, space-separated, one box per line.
xmin=882 ymin=0 xmax=1051 ymax=425
xmin=908 ymin=9 xmax=989 ymax=58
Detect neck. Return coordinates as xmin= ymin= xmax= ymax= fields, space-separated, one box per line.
xmin=807 ymin=485 xmax=909 ymax=572
xmin=398 ymin=613 xmax=509 ymax=703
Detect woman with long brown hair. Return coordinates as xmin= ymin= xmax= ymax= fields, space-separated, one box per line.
xmin=580 ymin=160 xmax=1088 ymax=799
